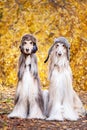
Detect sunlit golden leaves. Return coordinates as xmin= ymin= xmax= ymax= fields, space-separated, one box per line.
xmin=0 ymin=0 xmax=87 ymax=91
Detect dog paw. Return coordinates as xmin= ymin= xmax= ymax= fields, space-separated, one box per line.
xmin=8 ymin=113 xmax=26 ymax=119
xmin=27 ymin=115 xmax=46 ymax=120
xmin=65 ymin=116 xmax=78 ymax=121
xmin=63 ymin=113 xmax=79 ymax=121
xmin=8 ymin=113 xmax=16 ymax=118
xmin=46 ymin=116 xmax=63 ymax=121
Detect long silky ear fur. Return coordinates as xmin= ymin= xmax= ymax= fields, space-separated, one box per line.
xmin=18 ymin=53 xmax=25 ymax=81
xmin=48 ymin=57 xmax=53 ymax=80
xmin=31 ymin=54 xmax=44 ymax=113
xmin=31 ymin=54 xmax=38 ymax=79
xmin=48 ymin=52 xmax=55 ymax=80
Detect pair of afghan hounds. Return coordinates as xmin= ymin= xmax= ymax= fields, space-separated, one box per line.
xmin=8 ymin=34 xmax=86 ymax=121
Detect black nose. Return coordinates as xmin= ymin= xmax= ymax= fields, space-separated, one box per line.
xmin=58 ymin=53 xmax=61 ymax=56
xmin=26 ymin=49 xmax=29 ymax=52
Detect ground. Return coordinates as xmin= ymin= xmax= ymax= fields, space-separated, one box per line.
xmin=0 ymin=87 xmax=87 ymax=130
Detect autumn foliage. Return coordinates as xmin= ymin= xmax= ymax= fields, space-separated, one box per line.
xmin=0 ymin=0 xmax=87 ymax=91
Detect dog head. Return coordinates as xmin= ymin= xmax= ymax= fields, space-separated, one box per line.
xmin=19 ymin=34 xmax=38 ymax=55
xmin=44 ymin=37 xmax=70 ymax=63
xmin=52 ymin=41 xmax=70 ymax=58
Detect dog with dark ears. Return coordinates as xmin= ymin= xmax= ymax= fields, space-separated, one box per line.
xmin=8 ymin=34 xmax=45 ymax=119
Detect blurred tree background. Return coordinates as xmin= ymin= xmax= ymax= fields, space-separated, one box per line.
xmin=0 ymin=0 xmax=87 ymax=91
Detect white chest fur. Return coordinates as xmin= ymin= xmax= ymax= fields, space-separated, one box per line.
xmin=49 ymin=61 xmax=73 ymax=105
xmin=22 ymin=55 xmax=38 ymax=103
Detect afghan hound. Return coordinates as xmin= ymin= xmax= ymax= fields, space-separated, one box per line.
xmin=44 ymin=37 xmax=86 ymax=121
xmin=8 ymin=34 xmax=45 ymax=119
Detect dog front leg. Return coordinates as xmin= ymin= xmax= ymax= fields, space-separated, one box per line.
xmin=73 ymin=90 xmax=86 ymax=116
xmin=27 ymin=99 xmax=45 ymax=119
xmin=8 ymin=82 xmax=27 ymax=118
xmin=47 ymin=90 xmax=63 ymax=121
xmin=42 ymin=89 xmax=49 ymax=116
xmin=28 ymin=106 xmax=45 ymax=119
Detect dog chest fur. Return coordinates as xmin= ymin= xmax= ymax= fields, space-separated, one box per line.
xmin=22 ymin=55 xmax=38 ymax=103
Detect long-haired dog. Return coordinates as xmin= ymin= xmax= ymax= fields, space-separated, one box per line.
xmin=44 ymin=37 xmax=86 ymax=121
xmin=8 ymin=34 xmax=45 ymax=119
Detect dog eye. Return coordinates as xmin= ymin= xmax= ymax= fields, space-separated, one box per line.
xmin=30 ymin=42 xmax=33 ymax=44
xmin=23 ymin=42 xmax=26 ymax=45
xmin=56 ymin=44 xmax=59 ymax=48
xmin=63 ymin=44 xmax=65 ymax=47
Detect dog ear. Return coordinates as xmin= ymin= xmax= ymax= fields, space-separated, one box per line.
xmin=19 ymin=45 xmax=22 ymax=53
xmin=44 ymin=44 xmax=54 ymax=63
xmin=18 ymin=54 xmax=25 ymax=81
xmin=19 ymin=37 xmax=23 ymax=51
xmin=31 ymin=55 xmax=38 ymax=79
xmin=67 ymin=47 xmax=70 ymax=61
xmin=19 ymin=45 xmax=21 ymax=49
xmin=44 ymin=55 xmax=49 ymax=63
xmin=32 ymin=44 xmax=38 ymax=53
xmin=19 ymin=42 xmax=24 ymax=53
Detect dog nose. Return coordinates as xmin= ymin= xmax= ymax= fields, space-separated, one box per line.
xmin=58 ymin=53 xmax=61 ymax=56
xmin=26 ymin=49 xmax=29 ymax=52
